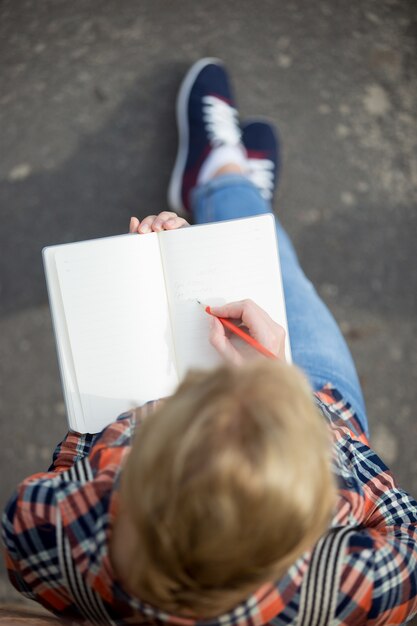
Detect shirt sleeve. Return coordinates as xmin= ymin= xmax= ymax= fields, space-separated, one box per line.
xmin=2 ymin=431 xmax=99 ymax=596
xmin=1 ymin=477 xmax=78 ymax=616
xmin=48 ymin=401 xmax=165 ymax=473
xmin=2 ymin=493 xmax=36 ymax=600
xmin=2 ymin=427 xmax=107 ymax=607
xmin=315 ymin=387 xmax=417 ymax=622
xmin=47 ymin=430 xmax=100 ymax=472
xmin=337 ymin=519 xmax=417 ymax=624
xmin=351 ymin=447 xmax=417 ymax=622
xmin=1 ymin=407 xmax=158 ymax=617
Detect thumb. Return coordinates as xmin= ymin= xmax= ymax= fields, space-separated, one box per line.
xmin=129 ymin=216 xmax=140 ymax=233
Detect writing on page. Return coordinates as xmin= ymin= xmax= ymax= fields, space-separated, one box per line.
xmin=159 ymin=215 xmax=291 ymax=377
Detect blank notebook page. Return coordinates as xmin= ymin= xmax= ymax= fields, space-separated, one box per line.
xmin=159 ymin=214 xmax=291 ymax=379
xmin=54 ymin=233 xmax=178 ymax=432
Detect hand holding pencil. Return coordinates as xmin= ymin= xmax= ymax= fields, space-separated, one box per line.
xmin=203 ymin=299 xmax=287 ymax=366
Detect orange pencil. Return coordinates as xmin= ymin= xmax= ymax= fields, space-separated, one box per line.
xmin=197 ymin=300 xmax=276 ymax=359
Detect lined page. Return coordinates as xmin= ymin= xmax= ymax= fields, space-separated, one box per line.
xmin=159 ymin=215 xmax=291 ymax=379
xmin=53 ymin=233 xmax=178 ymax=432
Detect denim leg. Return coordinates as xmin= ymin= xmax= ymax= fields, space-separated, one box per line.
xmin=191 ymin=174 xmax=271 ymax=223
xmin=191 ymin=174 xmax=369 ymax=436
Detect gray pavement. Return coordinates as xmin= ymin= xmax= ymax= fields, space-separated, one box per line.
xmin=0 ymin=0 xmax=416 ymax=620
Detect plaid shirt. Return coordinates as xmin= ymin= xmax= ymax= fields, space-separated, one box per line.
xmin=2 ymin=386 xmax=417 ymax=625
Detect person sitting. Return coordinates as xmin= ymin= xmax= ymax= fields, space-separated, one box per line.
xmin=3 ymin=58 xmax=417 ymax=625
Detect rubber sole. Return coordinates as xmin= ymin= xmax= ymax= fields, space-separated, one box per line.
xmin=167 ymin=57 xmax=223 ymax=215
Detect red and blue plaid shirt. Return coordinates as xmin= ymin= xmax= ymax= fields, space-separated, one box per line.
xmin=2 ymin=385 xmax=417 ymax=625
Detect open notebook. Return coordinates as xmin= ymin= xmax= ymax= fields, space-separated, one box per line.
xmin=43 ymin=214 xmax=291 ymax=433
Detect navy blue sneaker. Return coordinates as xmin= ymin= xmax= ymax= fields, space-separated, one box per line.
xmin=241 ymin=120 xmax=280 ymax=202
xmin=168 ymin=58 xmax=243 ymax=215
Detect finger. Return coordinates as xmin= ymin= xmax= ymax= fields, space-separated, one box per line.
xmin=163 ymin=217 xmax=189 ymax=229
xmin=157 ymin=211 xmax=178 ymax=219
xmin=217 ymin=299 xmax=269 ymax=327
xmin=210 ymin=300 xmax=273 ymax=348
xmin=129 ymin=217 xmax=140 ymax=233
xmin=151 ymin=211 xmax=179 ymax=232
xmin=138 ymin=215 xmax=158 ymax=234
xmin=209 ymin=317 xmax=243 ymax=366
xmin=209 ymin=300 xmax=247 ymax=320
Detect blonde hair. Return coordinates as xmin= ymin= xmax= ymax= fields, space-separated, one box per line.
xmin=120 ymin=360 xmax=336 ymax=618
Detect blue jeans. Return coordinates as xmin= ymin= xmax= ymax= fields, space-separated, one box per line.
xmin=191 ymin=174 xmax=369 ymax=437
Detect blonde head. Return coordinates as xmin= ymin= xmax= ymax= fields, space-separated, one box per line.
xmin=120 ymin=360 xmax=336 ymax=618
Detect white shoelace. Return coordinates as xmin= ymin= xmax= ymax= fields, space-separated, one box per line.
xmin=201 ymin=96 xmax=274 ymax=199
xmin=247 ymin=158 xmax=275 ymax=201
xmin=202 ymin=95 xmax=241 ymax=146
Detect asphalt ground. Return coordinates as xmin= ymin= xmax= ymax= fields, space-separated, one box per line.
xmin=0 ymin=0 xmax=416 ymax=620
